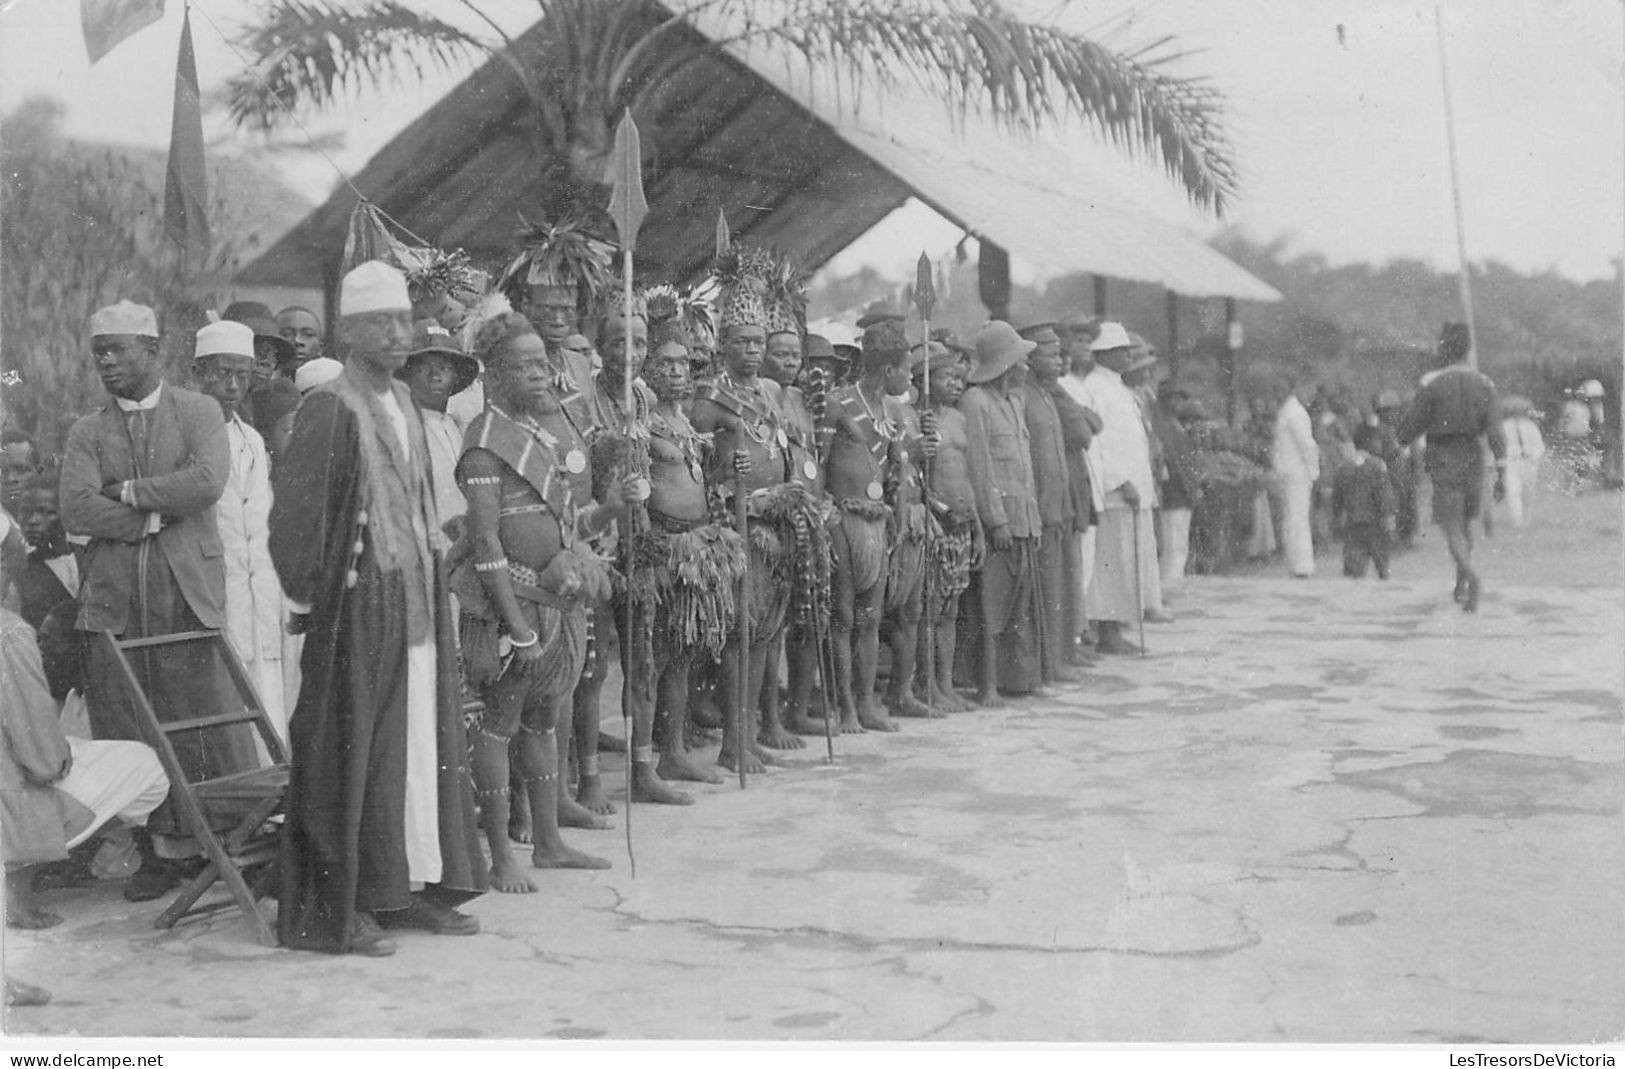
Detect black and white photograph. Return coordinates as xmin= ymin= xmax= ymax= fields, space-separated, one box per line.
xmin=0 ymin=0 xmax=1621 ymax=1053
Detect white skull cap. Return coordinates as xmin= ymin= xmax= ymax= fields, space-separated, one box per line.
xmin=90 ymin=300 xmax=158 ymax=338
xmin=193 ymin=320 xmax=255 ymax=361
xmin=341 ymin=260 xmax=411 ymax=316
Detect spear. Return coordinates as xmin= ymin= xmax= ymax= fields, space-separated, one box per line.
xmin=605 ymin=109 xmax=649 ymax=876
xmin=913 ymin=253 xmax=937 ymax=721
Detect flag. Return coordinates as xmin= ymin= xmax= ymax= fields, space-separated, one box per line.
xmin=164 ymin=9 xmax=211 ymax=262
xmin=81 ymin=0 xmax=164 ymax=64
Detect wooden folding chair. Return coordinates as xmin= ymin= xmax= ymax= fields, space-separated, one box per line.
xmin=97 ymin=629 xmax=288 ymax=946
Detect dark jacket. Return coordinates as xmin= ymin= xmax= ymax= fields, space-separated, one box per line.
xmin=1331 ymin=454 xmax=1396 ymax=530
xmin=61 ymin=384 xmax=229 ymax=634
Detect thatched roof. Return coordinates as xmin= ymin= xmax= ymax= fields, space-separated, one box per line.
xmin=237 ymin=13 xmax=1278 ymax=303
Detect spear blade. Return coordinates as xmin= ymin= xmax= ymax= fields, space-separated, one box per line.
xmin=913 ymin=252 xmax=936 ymax=321
xmin=715 ymin=208 xmax=731 ymax=258
xmin=605 ymin=110 xmax=649 ymax=253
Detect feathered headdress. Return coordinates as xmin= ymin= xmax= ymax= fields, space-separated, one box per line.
xmin=644 ymin=280 xmax=718 ymax=348
xmin=498 ymin=215 xmax=616 ymax=312
xmin=712 ymin=243 xmax=775 ymax=331
xmin=762 ymin=248 xmax=808 ymax=338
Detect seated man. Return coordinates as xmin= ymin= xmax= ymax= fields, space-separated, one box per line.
xmin=3 ymin=604 xmax=169 ymax=929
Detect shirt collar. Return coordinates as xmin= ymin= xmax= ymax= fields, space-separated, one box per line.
xmin=114 ymin=382 xmax=163 ymax=412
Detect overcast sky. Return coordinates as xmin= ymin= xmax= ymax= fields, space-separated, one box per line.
xmin=2 ymin=0 xmax=1620 ymax=283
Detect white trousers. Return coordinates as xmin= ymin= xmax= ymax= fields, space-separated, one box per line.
xmin=60 ymin=738 xmax=170 ymax=850
xmin=1503 ymin=458 xmax=1538 ymax=527
xmin=1279 ymin=477 xmax=1315 ymax=576
xmin=403 ymin=639 xmax=442 ymax=885
xmin=1158 ymin=508 xmax=1193 ymax=592
xmin=1074 ymin=528 xmax=1097 ymax=635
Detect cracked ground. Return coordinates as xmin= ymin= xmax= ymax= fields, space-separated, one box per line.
xmin=6 ymin=492 xmax=1622 ymax=1042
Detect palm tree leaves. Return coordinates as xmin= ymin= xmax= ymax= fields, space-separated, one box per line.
xmin=706 ymin=0 xmax=1235 ymax=212
xmin=226 ymin=0 xmax=1236 ymax=213
xmin=225 ymin=0 xmax=490 ymax=132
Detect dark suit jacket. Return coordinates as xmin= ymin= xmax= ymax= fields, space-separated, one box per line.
xmin=61 ymin=384 xmax=229 ymax=634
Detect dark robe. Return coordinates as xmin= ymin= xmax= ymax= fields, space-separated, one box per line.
xmin=269 ymin=378 xmax=485 ymax=954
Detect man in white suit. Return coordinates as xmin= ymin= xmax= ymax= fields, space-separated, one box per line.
xmin=1272 ymin=378 xmax=1320 ymax=578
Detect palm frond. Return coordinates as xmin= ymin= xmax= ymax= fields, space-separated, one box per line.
xmin=701 ymin=0 xmax=1236 ymax=213
xmin=226 ymin=0 xmax=491 ymax=132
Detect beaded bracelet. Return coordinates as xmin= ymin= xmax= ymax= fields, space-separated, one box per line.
xmin=472 ymin=557 xmax=509 ymax=573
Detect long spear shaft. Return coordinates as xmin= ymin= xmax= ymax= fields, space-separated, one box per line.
xmin=734 ymin=481 xmax=750 ymax=788
xmin=607 ymin=110 xmax=650 ymax=873
xmin=913 ymin=253 xmax=937 ymax=719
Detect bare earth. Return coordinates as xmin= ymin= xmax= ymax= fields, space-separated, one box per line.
xmin=6 ymin=488 xmax=1622 ymax=1043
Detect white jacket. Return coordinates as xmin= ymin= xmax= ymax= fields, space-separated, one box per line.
xmin=1272 ymin=396 xmax=1320 ymax=484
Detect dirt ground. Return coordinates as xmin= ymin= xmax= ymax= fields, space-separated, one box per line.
xmin=5 ymin=485 xmax=1621 ymax=1043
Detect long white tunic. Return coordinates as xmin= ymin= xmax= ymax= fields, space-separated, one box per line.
xmin=219 ymin=415 xmax=285 ymax=746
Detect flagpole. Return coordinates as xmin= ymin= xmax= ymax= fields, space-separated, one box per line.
xmin=1435 ymin=3 xmax=1477 ymax=369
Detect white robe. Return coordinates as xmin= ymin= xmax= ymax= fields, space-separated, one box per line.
xmin=1271 ymin=397 xmax=1319 ymax=577
xmin=219 ymin=416 xmax=285 ymax=754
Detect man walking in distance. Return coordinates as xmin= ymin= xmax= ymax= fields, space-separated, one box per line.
xmin=1272 ymin=376 xmax=1320 ymax=578
xmin=193 ymin=320 xmax=287 ymax=753
xmin=1075 ymin=323 xmax=1161 ymax=656
xmin=270 ymin=262 xmax=486 ymax=956
xmin=960 ymin=321 xmax=1044 ymax=702
xmin=455 ymin=309 xmax=623 ymax=891
xmin=61 ymin=301 xmax=249 ymax=904
xmin=1397 ymin=322 xmax=1506 ymax=612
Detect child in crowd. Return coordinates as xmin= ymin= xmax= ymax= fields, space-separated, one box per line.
xmin=1331 ymin=424 xmax=1396 ymax=580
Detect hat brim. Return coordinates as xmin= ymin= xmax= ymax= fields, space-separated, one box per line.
xmin=406 ymin=348 xmax=481 ymax=393
xmin=856 ymin=312 xmax=906 ymax=329
xmin=965 ymin=338 xmax=1036 ymax=384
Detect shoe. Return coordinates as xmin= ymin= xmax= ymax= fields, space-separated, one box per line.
xmin=1143 ymin=609 xmax=1175 ymax=624
xmin=122 ymin=862 xmax=180 ymax=903
xmin=376 ymin=894 xmax=480 ymax=936
xmin=347 ymin=912 xmax=398 ymax=957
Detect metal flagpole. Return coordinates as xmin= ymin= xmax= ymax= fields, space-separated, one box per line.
xmin=1436 ymin=3 xmax=1478 ymax=369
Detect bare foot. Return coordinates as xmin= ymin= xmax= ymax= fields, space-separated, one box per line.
xmin=839 ymin=715 xmax=866 ymax=735
xmin=931 ymin=685 xmax=969 ymax=713
xmin=6 ymin=907 xmax=63 ymax=930
xmin=888 ymin=692 xmax=942 ymax=719
xmin=575 ymin=774 xmax=618 ymax=816
xmin=532 ymin=844 xmax=611 ymax=870
xmin=974 ymin=689 xmax=1007 ymax=709
xmin=750 ymin=743 xmax=788 ymax=767
xmin=717 ymin=744 xmax=766 ymax=775
xmin=488 ymin=857 xmax=538 ymax=894
xmin=757 ymin=724 xmax=807 ymax=750
xmin=658 ymin=750 xmax=725 ymax=784
xmin=857 ymin=705 xmax=900 ymax=732
xmin=557 ymin=797 xmax=613 ymax=831
xmin=631 ymin=765 xmax=694 ymax=806
xmin=781 ymin=711 xmax=829 ymax=737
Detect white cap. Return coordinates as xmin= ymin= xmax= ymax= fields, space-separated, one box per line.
xmin=1089 ymin=321 xmax=1133 ymax=352
xmin=193 ymin=320 xmax=255 ymax=361
xmin=90 ymin=300 xmax=158 ymax=338
xmin=295 ymin=356 xmax=344 ymax=393
xmin=340 ymin=260 xmax=411 ymax=317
